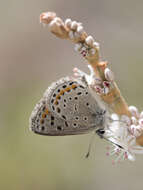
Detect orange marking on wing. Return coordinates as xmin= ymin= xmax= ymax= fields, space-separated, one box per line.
xmin=56 ymin=94 xmax=61 ymax=99
xmin=65 ymin=87 xmax=71 ymax=92
xmin=71 ymin=84 xmax=77 ymax=89
xmin=45 ymin=109 xmax=49 ymax=114
xmin=42 ymin=113 xmax=46 ymax=118
xmin=60 ymin=90 xmax=64 ymax=95
xmin=54 ymin=100 xmax=58 ymax=105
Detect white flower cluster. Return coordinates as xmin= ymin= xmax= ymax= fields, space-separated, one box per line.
xmin=105 ymin=110 xmax=143 ymax=164
xmin=65 ymin=19 xmax=84 ymax=38
xmin=65 ymin=19 xmax=99 ymax=58
xmin=74 ymin=37 xmax=99 ymax=58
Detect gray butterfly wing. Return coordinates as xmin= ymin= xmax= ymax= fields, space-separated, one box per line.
xmin=29 ymin=77 xmax=105 ymax=136
xmin=29 ymin=96 xmax=96 ymax=136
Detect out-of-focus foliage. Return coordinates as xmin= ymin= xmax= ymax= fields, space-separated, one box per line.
xmin=1 ymin=0 xmax=143 ymax=189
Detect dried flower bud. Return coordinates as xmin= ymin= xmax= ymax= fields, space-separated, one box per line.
xmin=54 ymin=17 xmax=64 ymax=25
xmin=40 ymin=12 xmax=56 ymax=24
xmin=65 ymin=18 xmax=72 ymax=28
xmin=49 ymin=20 xmax=60 ymax=31
xmin=85 ymin=36 xmax=94 ymax=46
xmin=77 ymin=26 xmax=84 ymax=35
xmin=49 ymin=18 xmax=68 ymax=38
xmin=129 ymin=106 xmax=139 ymax=118
xmin=93 ymin=41 xmax=100 ymax=49
xmin=71 ymin=21 xmax=78 ymax=30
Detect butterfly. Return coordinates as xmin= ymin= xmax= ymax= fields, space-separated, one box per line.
xmin=29 ymin=76 xmax=106 ymax=137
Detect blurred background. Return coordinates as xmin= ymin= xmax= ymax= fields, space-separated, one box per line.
xmin=1 ymin=0 xmax=143 ymax=189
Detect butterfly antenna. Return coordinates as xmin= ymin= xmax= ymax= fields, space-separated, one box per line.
xmin=85 ymin=133 xmax=96 ymax=158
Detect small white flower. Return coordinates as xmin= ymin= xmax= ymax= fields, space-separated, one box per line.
xmin=85 ymin=36 xmax=94 ymax=46
xmin=71 ymin=21 xmax=78 ymax=30
xmin=93 ymin=41 xmax=100 ymax=49
xmin=130 ymin=124 xmax=142 ymax=137
xmin=105 ymin=117 xmax=143 ymax=163
xmin=77 ymin=25 xmax=84 ymax=35
xmin=129 ymin=105 xmax=139 ymax=118
xmin=74 ymin=43 xmax=82 ymax=52
xmin=104 ymin=68 xmax=114 ymax=82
